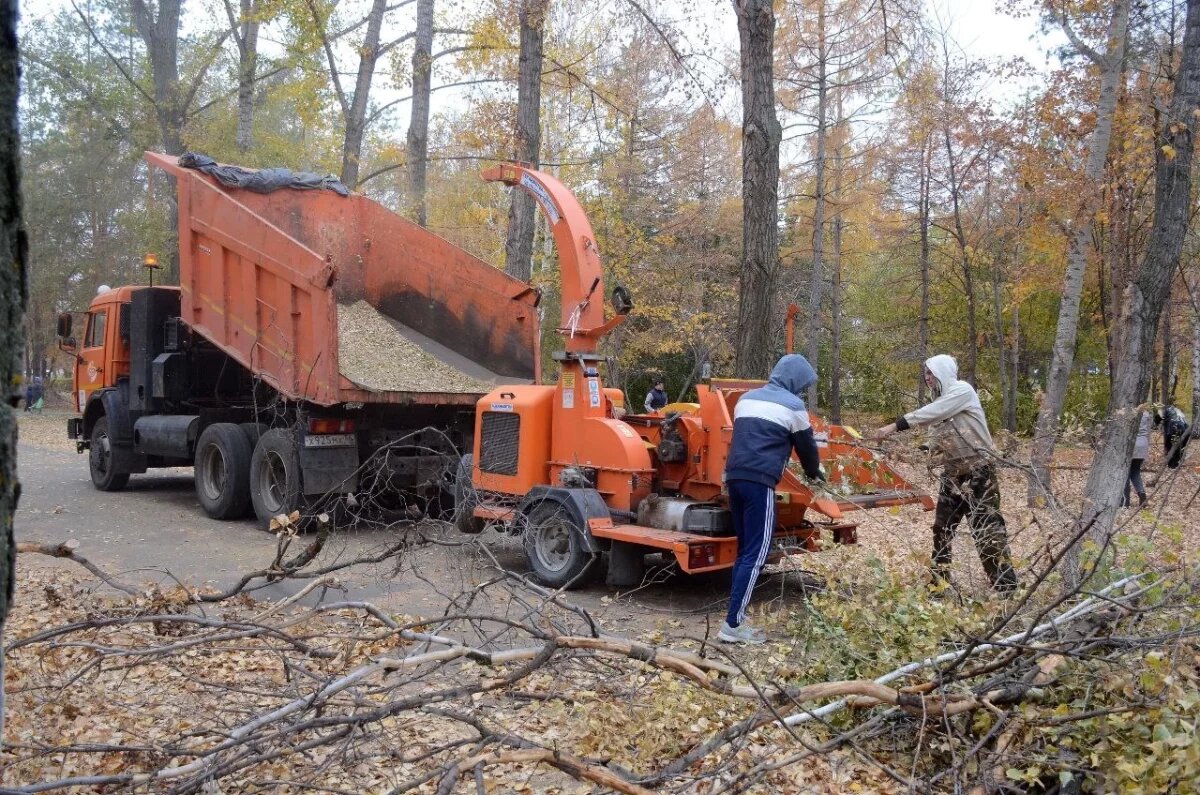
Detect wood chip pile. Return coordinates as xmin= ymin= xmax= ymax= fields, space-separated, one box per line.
xmin=336 ymin=300 xmax=496 ymax=394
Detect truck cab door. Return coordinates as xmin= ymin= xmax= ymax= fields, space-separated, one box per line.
xmin=75 ymin=308 xmax=109 ymax=412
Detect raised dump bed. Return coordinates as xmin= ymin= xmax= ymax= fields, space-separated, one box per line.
xmin=145 ymin=152 xmax=539 ymax=406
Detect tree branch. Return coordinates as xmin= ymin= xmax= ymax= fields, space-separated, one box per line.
xmin=69 ymin=0 xmax=157 ymax=106
xmin=1057 ymin=2 xmax=1104 ymax=65
xmin=16 ymin=540 xmax=140 ymax=596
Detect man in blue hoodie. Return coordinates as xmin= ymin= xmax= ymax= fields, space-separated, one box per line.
xmin=720 ymin=354 xmax=823 ymax=645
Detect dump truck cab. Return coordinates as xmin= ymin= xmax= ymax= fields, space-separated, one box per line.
xmin=59 ymin=285 xmax=152 ymax=413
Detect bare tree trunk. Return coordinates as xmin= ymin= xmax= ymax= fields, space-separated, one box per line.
xmin=918 ymin=137 xmax=931 ymax=403
xmin=1068 ymin=0 xmax=1200 ymax=588
xmin=980 ymin=150 xmax=1007 ymax=425
xmin=1000 ymin=201 xmax=1020 ymax=431
xmin=342 ymin=0 xmax=386 ymax=189
xmin=406 ymin=0 xmax=434 ymax=226
xmin=733 ymin=0 xmax=783 ymax=379
xmin=942 ymin=122 xmax=977 ymax=384
xmin=1009 ymin=300 xmax=1021 ymax=432
xmin=1161 ymin=308 xmax=1174 ymax=404
xmin=503 ymin=0 xmax=548 ymax=282
xmin=1192 ymin=294 xmax=1200 ymax=425
xmin=1028 ymin=0 xmax=1131 ymax=505
xmin=828 ymin=104 xmax=844 ymax=422
xmin=131 ymin=0 xmax=185 ymax=280
xmin=830 ymin=202 xmax=843 ymax=422
xmin=131 ymin=0 xmax=185 ymax=154
xmin=224 ymin=0 xmax=261 ymax=154
xmin=993 ymin=261 xmax=1007 ymax=422
xmin=1100 ymin=178 xmax=1133 ymax=376
xmin=805 ymin=0 xmax=828 ymax=407
xmin=0 ymin=0 xmax=26 ymax=732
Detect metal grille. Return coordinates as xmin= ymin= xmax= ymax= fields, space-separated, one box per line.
xmin=479 ymin=412 xmax=520 ymax=475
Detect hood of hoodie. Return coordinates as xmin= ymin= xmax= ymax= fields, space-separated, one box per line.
xmin=743 ymin=354 xmax=817 ymax=412
xmin=924 ymin=354 xmax=958 ymax=396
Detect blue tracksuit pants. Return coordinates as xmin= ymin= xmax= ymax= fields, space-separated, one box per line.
xmin=726 ymin=479 xmax=776 ymax=627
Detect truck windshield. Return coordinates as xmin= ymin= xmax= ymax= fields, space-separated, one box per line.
xmin=85 ymin=310 xmax=107 ymax=348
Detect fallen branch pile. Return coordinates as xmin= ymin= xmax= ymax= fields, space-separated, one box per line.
xmin=3 ymin=527 xmax=1198 ymax=793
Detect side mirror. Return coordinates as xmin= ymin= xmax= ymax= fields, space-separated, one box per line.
xmin=60 ymin=337 xmax=77 ymax=355
xmin=56 ymin=312 xmax=72 ymax=338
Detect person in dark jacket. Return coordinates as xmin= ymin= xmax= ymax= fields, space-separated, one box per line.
xmin=720 ymin=354 xmax=823 ymax=645
xmin=644 ymin=380 xmax=668 ymax=413
xmin=1158 ymin=405 xmax=1191 ymax=469
xmin=23 ymin=377 xmax=43 ymax=412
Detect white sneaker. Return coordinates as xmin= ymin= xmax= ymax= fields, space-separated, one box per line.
xmin=718 ymin=621 xmax=766 ymax=645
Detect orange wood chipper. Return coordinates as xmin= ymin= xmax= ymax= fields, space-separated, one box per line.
xmin=457 ymin=164 xmax=933 ymax=588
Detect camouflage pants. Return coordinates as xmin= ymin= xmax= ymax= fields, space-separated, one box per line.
xmin=932 ymin=465 xmax=1018 ymax=592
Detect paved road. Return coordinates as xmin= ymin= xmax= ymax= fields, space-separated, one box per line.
xmin=14 ymin=433 xmax=810 ymax=635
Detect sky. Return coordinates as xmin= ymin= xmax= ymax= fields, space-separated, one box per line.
xmin=935 ymin=0 xmax=1066 ymax=100
xmin=21 ymin=0 xmax=1063 ymax=126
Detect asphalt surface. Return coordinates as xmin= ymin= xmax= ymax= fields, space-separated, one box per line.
xmin=14 ymin=424 xmax=811 ymax=634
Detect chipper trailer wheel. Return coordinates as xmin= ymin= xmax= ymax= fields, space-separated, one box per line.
xmin=194 ymin=422 xmax=253 ymax=520
xmin=250 ymin=428 xmax=304 ymax=530
xmin=522 ymin=500 xmax=597 ymax=589
xmin=88 ymin=416 xmax=129 ymax=492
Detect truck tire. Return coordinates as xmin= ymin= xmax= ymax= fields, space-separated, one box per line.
xmin=89 ymin=416 xmax=129 ymax=492
xmin=194 ymin=423 xmax=253 ymax=520
xmin=250 ymin=428 xmax=303 ymax=530
xmin=522 ymin=500 xmax=597 ymax=589
xmin=453 ymin=454 xmax=485 ymax=534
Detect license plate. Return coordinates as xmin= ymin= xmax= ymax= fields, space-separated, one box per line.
xmin=304 ymin=433 xmax=356 ymax=448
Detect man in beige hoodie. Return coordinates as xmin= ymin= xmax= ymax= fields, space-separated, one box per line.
xmin=872 ymin=355 xmax=1018 ymax=593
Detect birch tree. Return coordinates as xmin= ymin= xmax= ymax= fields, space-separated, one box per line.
xmin=223 ymin=0 xmax=264 ymax=153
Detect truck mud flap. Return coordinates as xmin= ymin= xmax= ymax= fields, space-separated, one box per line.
xmin=299 ymin=445 xmax=360 ymax=496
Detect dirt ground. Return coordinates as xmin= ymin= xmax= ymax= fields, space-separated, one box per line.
xmin=13 ymin=411 xmax=1200 ymax=641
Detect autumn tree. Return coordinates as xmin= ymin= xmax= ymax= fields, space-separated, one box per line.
xmin=1069 ymin=0 xmax=1200 ymax=584
xmin=777 ymin=0 xmax=912 ymax=405
xmin=1029 ymin=0 xmax=1133 ymax=504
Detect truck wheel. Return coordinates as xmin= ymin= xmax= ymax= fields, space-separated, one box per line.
xmin=194 ymin=423 xmax=253 ymax=520
xmin=522 ymin=500 xmax=596 ymax=589
xmin=453 ymin=454 xmax=485 ymax=534
xmin=250 ymin=429 xmax=303 ymax=530
xmin=89 ymin=416 xmax=129 ymax=492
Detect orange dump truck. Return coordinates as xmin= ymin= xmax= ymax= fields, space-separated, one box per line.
xmin=57 ymin=152 xmax=539 ymax=527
